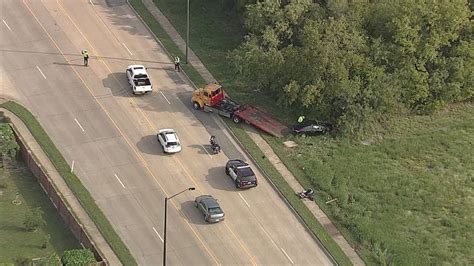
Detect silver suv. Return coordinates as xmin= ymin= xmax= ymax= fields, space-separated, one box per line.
xmin=195 ymin=195 xmax=225 ymax=223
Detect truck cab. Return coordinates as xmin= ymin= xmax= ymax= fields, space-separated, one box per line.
xmin=191 ymin=83 xmax=225 ymax=109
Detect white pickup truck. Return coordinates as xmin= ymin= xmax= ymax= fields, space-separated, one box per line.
xmin=126 ymin=65 xmax=153 ymax=95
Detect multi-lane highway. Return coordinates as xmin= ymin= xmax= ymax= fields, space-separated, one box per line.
xmin=0 ymin=0 xmax=333 ymax=264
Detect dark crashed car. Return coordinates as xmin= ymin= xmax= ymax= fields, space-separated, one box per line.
xmin=225 ymin=159 xmax=258 ymax=189
xmin=292 ymin=120 xmax=332 ymax=136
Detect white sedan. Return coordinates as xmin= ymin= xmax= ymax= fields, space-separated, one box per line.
xmin=157 ymin=129 xmax=182 ymax=153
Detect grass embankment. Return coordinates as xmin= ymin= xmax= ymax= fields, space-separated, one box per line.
xmin=129 ymin=0 xmax=350 ymax=264
xmin=0 ymin=164 xmax=79 ymax=263
xmin=132 ymin=0 xmax=474 ymax=264
xmin=268 ymin=104 xmax=474 ymax=264
xmin=0 ymin=102 xmax=136 ymax=265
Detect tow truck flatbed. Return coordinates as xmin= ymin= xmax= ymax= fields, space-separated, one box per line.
xmin=192 ymin=83 xmax=288 ymax=137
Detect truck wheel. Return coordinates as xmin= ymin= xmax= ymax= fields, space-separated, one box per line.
xmin=232 ymin=115 xmax=241 ymax=124
xmin=193 ymin=102 xmax=202 ymax=110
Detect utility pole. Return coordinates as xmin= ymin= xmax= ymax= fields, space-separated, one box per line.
xmin=186 ymin=0 xmax=190 ymax=64
xmin=163 ymin=187 xmax=195 ymax=266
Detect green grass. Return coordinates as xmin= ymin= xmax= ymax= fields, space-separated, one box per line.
xmin=0 ymin=102 xmax=136 ymax=265
xmin=0 ymin=164 xmax=79 ymax=263
xmin=152 ymin=0 xmax=244 ymax=88
xmin=269 ymin=103 xmax=474 ymax=264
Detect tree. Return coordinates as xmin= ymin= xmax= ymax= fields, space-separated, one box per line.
xmin=366 ymin=0 xmax=473 ymax=113
xmin=232 ymin=0 xmax=399 ymax=135
xmin=0 ymin=123 xmax=19 ymax=166
xmin=231 ymin=0 xmax=473 ymax=136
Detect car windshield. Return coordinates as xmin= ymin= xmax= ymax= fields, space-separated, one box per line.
xmin=211 ymin=88 xmax=221 ymax=97
xmin=134 ymin=78 xmax=151 ymax=86
xmin=208 ymin=207 xmax=222 ymax=215
xmin=166 ymin=141 xmax=178 ymax=147
xmin=237 ymin=166 xmax=256 ymax=180
xmin=134 ymin=73 xmax=147 ymax=78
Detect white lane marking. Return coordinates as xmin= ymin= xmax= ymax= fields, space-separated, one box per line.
xmin=238 ymin=193 xmax=250 ymax=207
xmin=121 ymin=42 xmax=133 ymax=55
xmin=74 ymin=118 xmax=85 ymax=132
xmin=202 ymin=145 xmax=212 ymax=158
xmin=280 ymin=248 xmax=294 ymax=264
xmin=89 ymin=0 xmax=94 ymax=6
xmin=36 ymin=66 xmax=46 ymax=79
xmin=70 ymin=160 xmax=75 ymax=173
xmin=114 ymin=174 xmax=126 ymax=189
xmin=153 ymin=227 xmax=164 ymax=242
xmin=160 ymin=91 xmax=171 ymax=104
xmin=2 ymin=19 xmax=12 ymax=31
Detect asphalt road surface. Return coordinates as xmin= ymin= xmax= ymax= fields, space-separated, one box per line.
xmin=0 ymin=0 xmax=333 ymax=265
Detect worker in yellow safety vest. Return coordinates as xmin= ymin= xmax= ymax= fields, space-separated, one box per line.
xmin=298 ymin=115 xmax=305 ymax=123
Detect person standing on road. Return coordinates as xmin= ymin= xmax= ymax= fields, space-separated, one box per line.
xmin=81 ymin=49 xmax=89 ymax=66
xmin=174 ymin=56 xmax=181 ymax=72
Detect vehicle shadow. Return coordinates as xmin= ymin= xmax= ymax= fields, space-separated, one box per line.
xmin=205 ymin=166 xmax=236 ymax=192
xmin=136 ymin=135 xmax=162 ymax=155
xmin=180 ymin=200 xmax=208 ymax=225
xmin=102 ymin=72 xmax=132 ymax=97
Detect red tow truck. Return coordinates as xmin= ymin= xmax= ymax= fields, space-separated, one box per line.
xmin=191 ymin=83 xmax=288 ymax=137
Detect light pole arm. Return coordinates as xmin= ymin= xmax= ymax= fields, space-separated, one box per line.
xmin=167 ymin=188 xmax=192 ymax=200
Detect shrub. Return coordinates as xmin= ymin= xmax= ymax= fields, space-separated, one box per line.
xmin=61 ymin=249 xmax=96 ymax=265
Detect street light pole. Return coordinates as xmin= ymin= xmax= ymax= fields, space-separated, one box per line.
xmin=186 ymin=0 xmax=190 ymax=64
xmin=163 ymin=187 xmax=195 ymax=266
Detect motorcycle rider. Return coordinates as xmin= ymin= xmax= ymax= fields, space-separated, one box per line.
xmin=210 ymin=135 xmax=220 ymax=153
xmin=210 ymin=135 xmax=216 ymax=145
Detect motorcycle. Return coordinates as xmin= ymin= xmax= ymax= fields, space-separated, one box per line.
xmin=297 ymin=189 xmax=315 ymax=201
xmin=210 ymin=136 xmax=221 ymax=154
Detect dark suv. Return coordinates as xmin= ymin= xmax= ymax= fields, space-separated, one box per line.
xmin=225 ymin=159 xmax=258 ymax=189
